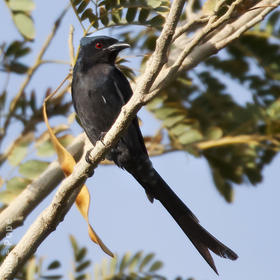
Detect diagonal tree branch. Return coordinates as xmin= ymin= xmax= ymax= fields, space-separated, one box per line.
xmin=0 ymin=1 xmax=186 ymax=278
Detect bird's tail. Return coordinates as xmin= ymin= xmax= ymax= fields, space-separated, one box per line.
xmin=125 ymin=159 xmax=238 ymax=274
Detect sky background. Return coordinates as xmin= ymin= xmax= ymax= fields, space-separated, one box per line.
xmin=1 ymin=1 xmax=280 ymax=279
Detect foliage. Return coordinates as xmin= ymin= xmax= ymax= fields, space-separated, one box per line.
xmin=70 ymin=235 xmax=92 ymax=280
xmin=0 ymin=244 xmax=62 ymax=279
xmin=4 ymin=0 xmax=35 ymax=40
xmin=1 ymin=236 xmax=189 ymax=279
xmin=70 ymin=0 xmax=169 ymax=32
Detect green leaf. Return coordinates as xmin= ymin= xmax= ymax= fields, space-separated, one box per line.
xmin=109 ymin=256 xmax=118 ymax=276
xmin=138 ymin=8 xmax=150 ymax=23
xmin=99 ymin=6 xmax=109 ymax=26
xmin=8 ymin=134 xmax=33 ymax=166
xmin=76 ymin=248 xmax=87 ymax=262
xmin=169 ymin=123 xmax=189 ymax=136
xmin=75 ymin=275 xmax=87 ymax=280
xmin=139 ymin=253 xmax=154 ymax=272
xmin=212 ymin=168 xmax=234 ymax=202
xmin=112 ymin=9 xmax=122 ymax=24
xmin=146 ymin=0 xmax=162 ymax=8
xmin=0 ymin=177 xmax=31 ymax=204
xmin=8 ymin=0 xmax=35 ymax=12
xmin=128 ymin=251 xmax=142 ymax=273
xmin=0 ymin=90 xmax=6 ymax=110
xmin=119 ymin=252 xmax=131 ymax=273
xmin=59 ymin=134 xmax=74 ymax=147
xmin=154 ymin=107 xmax=181 ymax=119
xmin=36 ymin=135 xmax=74 ymax=157
xmin=177 ymin=129 xmax=203 ymax=145
xmin=6 ymin=176 xmax=30 ymax=191
xmin=73 ymin=0 xmax=83 ymax=5
xmin=0 ymin=191 xmax=19 ymax=204
xmin=70 ymin=235 xmax=79 ymax=258
xmin=12 ymin=13 xmax=35 ymax=40
xmin=47 ymin=261 xmax=61 ymax=270
xmin=163 ymin=115 xmax=185 ymax=128
xmin=77 ymin=0 xmax=90 ymax=14
xmin=6 ymin=61 xmax=29 ymax=74
xmin=148 ymin=14 xmax=165 ymax=27
xmin=126 ymin=7 xmax=138 ymax=23
xmin=41 ymin=276 xmax=63 ymax=280
xmin=19 ymin=160 xmax=49 ymax=179
xmin=206 ymin=127 xmax=223 ymax=140
xmin=36 ymin=140 xmax=55 ymax=157
xmin=149 ymin=260 xmax=163 ymax=272
xmin=6 ymin=41 xmax=31 ymax=57
xmin=76 ymin=260 xmax=91 ymax=272
xmin=81 ymin=8 xmax=98 ymax=28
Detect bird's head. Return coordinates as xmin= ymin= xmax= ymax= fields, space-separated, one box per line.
xmin=78 ymin=36 xmax=130 ymax=65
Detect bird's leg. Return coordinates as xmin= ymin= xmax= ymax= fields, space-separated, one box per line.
xmin=98 ymin=131 xmax=107 ymax=145
xmin=85 ymin=132 xmax=107 ymax=164
xmin=85 ymin=148 xmax=94 ymax=164
xmin=86 ymin=167 xmax=95 ymax=177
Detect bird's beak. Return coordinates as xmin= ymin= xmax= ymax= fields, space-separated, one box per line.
xmin=106 ymin=42 xmax=130 ymax=52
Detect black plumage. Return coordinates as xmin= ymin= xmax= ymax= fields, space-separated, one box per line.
xmin=71 ymin=35 xmax=238 ymax=274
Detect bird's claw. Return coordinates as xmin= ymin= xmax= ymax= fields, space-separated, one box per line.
xmin=86 ymin=167 xmax=94 ymax=177
xmin=98 ymin=132 xmax=106 ymax=146
xmin=85 ymin=148 xmax=94 ymax=164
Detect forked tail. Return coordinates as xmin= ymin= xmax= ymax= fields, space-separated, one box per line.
xmin=126 ymin=160 xmax=238 ymax=274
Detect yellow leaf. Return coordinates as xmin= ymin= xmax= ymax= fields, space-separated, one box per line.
xmin=43 ymin=74 xmax=113 ymax=257
xmin=76 ymin=186 xmax=113 ymax=257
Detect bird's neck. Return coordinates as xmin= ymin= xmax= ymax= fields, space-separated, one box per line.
xmin=76 ymin=56 xmax=116 ymax=73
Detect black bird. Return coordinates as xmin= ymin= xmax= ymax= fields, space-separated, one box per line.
xmin=71 ymin=35 xmax=238 ymax=274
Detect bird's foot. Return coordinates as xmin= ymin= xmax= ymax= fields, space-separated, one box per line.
xmin=98 ymin=132 xmax=107 ymax=146
xmin=85 ymin=148 xmax=94 ymax=164
xmin=86 ymin=167 xmax=95 ymax=177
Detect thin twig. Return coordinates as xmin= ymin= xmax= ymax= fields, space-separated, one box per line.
xmin=0 ymin=7 xmax=69 ymax=143
xmin=196 ymin=134 xmax=280 ymax=150
xmin=69 ymin=25 xmax=75 ymax=67
xmin=173 ymin=15 xmax=210 ymax=41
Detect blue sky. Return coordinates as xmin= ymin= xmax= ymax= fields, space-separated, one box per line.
xmin=1 ymin=1 xmax=280 ymax=279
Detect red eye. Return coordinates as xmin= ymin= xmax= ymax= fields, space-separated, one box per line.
xmin=95 ymin=42 xmax=103 ymax=49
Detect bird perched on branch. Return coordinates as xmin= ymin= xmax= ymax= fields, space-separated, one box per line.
xmin=71 ymin=35 xmax=238 ymax=274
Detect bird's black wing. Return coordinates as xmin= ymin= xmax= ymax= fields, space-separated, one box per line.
xmin=106 ymin=67 xmax=149 ymax=167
